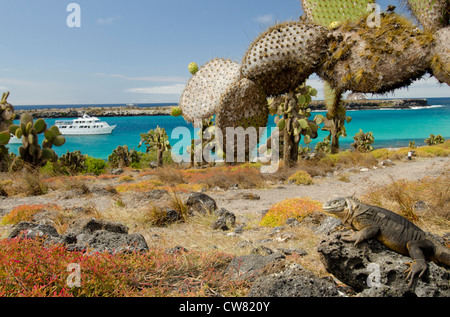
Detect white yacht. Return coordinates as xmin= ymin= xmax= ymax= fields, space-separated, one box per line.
xmin=55 ymin=114 xmax=117 ymax=135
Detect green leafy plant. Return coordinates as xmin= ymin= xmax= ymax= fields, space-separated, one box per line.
xmin=139 ymin=126 xmax=171 ymax=167
xmin=287 ymin=170 xmax=314 ymax=185
xmin=260 ymin=197 xmax=322 ymax=227
xmin=85 ymin=156 xmax=107 ymax=175
xmin=352 ymin=129 xmax=375 ymax=152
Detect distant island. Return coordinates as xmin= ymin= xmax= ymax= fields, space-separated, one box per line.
xmin=15 ymin=99 xmax=430 ymax=119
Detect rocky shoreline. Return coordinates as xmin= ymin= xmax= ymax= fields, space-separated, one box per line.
xmin=309 ymin=98 xmax=429 ymax=111
xmin=15 ymin=99 xmax=429 ymax=119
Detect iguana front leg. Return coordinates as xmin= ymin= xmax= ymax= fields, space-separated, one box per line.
xmin=341 ymin=226 xmax=380 ymax=246
xmin=404 ymin=240 xmax=434 ymax=286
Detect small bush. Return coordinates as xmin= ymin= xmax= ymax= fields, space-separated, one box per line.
xmin=85 ymin=156 xmax=106 ymax=175
xmin=1 ymin=204 xmax=61 ymax=225
xmin=287 ymin=170 xmax=313 ymax=185
xmin=0 ymin=238 xmax=248 ymax=297
xmin=260 ymin=197 xmax=323 ymax=227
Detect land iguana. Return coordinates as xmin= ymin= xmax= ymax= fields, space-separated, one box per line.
xmin=322 ymin=196 xmax=450 ymax=286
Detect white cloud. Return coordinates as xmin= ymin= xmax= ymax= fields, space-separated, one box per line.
xmin=254 ymin=14 xmax=275 ymax=25
xmin=109 ymin=74 xmax=187 ymax=83
xmin=97 ymin=16 xmax=121 ymax=25
xmin=124 ymin=84 xmax=185 ymax=95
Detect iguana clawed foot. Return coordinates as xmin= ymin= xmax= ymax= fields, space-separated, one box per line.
xmin=341 ymin=232 xmax=364 ymax=246
xmin=404 ymin=260 xmax=428 ymax=287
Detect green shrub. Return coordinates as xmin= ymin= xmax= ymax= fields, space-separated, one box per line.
xmin=287 ymin=170 xmax=314 ymax=185
xmin=85 ymin=156 xmax=106 ymax=175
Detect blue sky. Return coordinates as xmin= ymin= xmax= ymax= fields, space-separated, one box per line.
xmin=1 ymin=0 xmax=448 ymax=105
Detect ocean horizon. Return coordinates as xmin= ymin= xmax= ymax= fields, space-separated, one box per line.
xmin=7 ymin=97 xmax=450 ymax=161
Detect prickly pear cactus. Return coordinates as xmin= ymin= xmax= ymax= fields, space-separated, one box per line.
xmin=215 ymin=78 xmax=269 ymax=162
xmin=0 ymin=92 xmax=15 ymax=133
xmin=300 ymin=0 xmax=375 ymax=28
xmin=139 ymin=126 xmax=171 ymax=166
xmin=405 ymin=0 xmax=448 ymax=32
xmin=9 ymin=114 xmax=65 ymax=167
xmin=321 ymin=82 xmax=352 ymax=154
xmin=317 ymin=13 xmax=434 ymax=94
xmin=431 ymin=26 xmax=450 ymax=85
xmin=351 ymin=129 xmax=375 ymax=152
xmin=108 ymin=145 xmax=140 ymax=168
xmin=241 ymin=20 xmax=327 ymax=96
xmin=264 ymin=83 xmax=323 ymax=165
xmin=59 ymin=150 xmax=86 ymax=174
xmin=179 ymin=59 xmax=241 ymax=122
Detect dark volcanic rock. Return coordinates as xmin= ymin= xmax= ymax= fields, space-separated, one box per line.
xmin=185 ymin=192 xmax=217 ymax=215
xmin=318 ymin=232 xmax=450 ymax=297
xmin=248 ymin=263 xmax=340 ymax=297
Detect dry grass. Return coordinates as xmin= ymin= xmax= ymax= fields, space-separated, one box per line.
xmin=363 ymin=172 xmax=450 ymax=234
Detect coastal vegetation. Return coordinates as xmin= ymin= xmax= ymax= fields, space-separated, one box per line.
xmin=0 ymin=0 xmax=448 ymax=298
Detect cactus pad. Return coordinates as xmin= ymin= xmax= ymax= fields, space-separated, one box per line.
xmin=406 ymin=0 xmax=448 ymax=32
xmin=317 ymin=13 xmax=434 ymax=94
xmin=215 ymin=78 xmax=269 ymax=161
xmin=241 ymin=20 xmax=327 ymax=96
xmin=431 ymin=26 xmax=450 ymax=85
xmin=179 ymin=59 xmax=241 ymax=122
xmin=300 ymin=0 xmax=375 ymax=28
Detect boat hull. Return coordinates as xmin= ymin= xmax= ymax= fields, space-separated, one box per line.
xmin=58 ymin=125 xmax=117 ymax=135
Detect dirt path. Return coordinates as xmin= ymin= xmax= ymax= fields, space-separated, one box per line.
xmin=207 ymin=156 xmax=450 ymax=219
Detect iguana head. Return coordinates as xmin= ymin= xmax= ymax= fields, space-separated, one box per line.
xmin=323 ymin=197 xmax=348 ymax=213
xmin=322 ymin=196 xmax=359 ymax=223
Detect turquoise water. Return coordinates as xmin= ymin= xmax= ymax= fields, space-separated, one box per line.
xmin=8 ymin=98 xmax=450 ymax=160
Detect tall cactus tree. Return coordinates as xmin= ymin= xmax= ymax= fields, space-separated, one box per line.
xmin=139 ymin=126 xmax=171 ymax=167
xmin=264 ymin=83 xmax=324 ymax=166
xmin=0 ymin=92 xmax=15 ymax=171
xmin=9 ymin=114 xmax=65 ymax=168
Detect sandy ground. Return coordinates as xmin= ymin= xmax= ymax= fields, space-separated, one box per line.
xmin=1 ymin=156 xmax=448 ymax=219
xmin=207 ymin=156 xmax=450 ymax=220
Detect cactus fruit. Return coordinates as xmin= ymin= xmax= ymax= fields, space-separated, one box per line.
xmin=430 ymin=26 xmax=450 ymax=85
xmin=188 ymin=62 xmax=199 ymax=75
xmin=139 ymin=126 xmax=171 ymax=167
xmin=171 ymin=106 xmax=183 ymax=117
xmin=241 ymin=20 xmax=328 ymax=96
xmin=8 ymin=115 xmax=65 ymax=167
xmin=215 ymin=78 xmax=269 ymax=162
xmin=405 ymin=0 xmax=448 ymax=32
xmin=300 ymin=0 xmax=375 ymax=28
xmin=317 ymin=13 xmax=434 ymax=94
xmin=179 ymin=59 xmax=242 ymax=122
